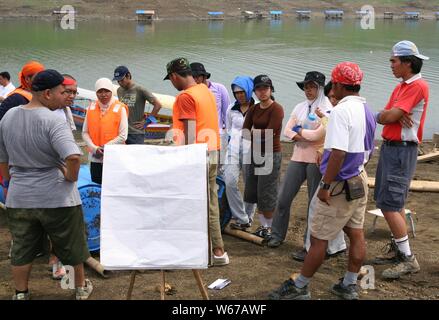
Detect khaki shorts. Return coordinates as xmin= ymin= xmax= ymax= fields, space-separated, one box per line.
xmin=310 ymin=171 xmax=368 ymax=241
xmin=7 ymin=206 xmax=90 ymax=266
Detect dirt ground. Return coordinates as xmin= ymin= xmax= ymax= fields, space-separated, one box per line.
xmin=0 ymin=140 xmax=438 ymax=300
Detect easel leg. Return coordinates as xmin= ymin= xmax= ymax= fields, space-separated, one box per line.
xmin=192 ymin=269 xmax=209 ymax=300
xmin=126 ymin=270 xmax=137 ymax=300
xmin=161 ymin=270 xmax=166 ymax=300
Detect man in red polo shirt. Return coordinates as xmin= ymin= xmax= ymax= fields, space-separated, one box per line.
xmin=373 ymin=40 xmax=429 ymax=279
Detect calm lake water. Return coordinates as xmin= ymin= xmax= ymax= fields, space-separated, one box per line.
xmin=0 ymin=18 xmax=438 ymax=138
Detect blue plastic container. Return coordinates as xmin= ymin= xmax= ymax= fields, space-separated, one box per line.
xmin=78 ymin=165 xmax=102 ymax=252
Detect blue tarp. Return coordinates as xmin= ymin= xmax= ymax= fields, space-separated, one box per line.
xmin=208 ymin=12 xmax=224 ymax=15
xmin=270 ymin=10 xmax=283 ymax=15
xmin=404 ymin=12 xmax=420 ymax=15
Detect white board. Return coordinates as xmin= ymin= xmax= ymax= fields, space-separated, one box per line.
xmin=100 ymin=144 xmax=209 ymax=270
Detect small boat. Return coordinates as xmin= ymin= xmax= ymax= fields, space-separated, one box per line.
xmin=72 ymin=87 xmax=175 ymax=139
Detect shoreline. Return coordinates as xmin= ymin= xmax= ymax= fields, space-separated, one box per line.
xmin=1 ymin=13 xmax=438 ymax=22
xmin=1 ymin=0 xmax=438 ymax=21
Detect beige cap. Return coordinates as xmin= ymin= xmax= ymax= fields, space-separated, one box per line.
xmin=95 ymin=77 xmax=115 ymax=94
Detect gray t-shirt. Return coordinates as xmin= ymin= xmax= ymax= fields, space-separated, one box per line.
xmin=0 ymin=106 xmax=82 ymax=208
xmin=117 ymin=83 xmax=156 ymax=134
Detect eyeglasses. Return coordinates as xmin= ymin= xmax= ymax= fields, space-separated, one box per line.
xmin=62 ymin=90 xmax=79 ymax=96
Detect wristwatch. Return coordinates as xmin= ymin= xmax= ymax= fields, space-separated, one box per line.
xmin=319 ymin=180 xmax=330 ymax=190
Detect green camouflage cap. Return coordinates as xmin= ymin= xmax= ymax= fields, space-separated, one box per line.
xmin=164 ymin=57 xmax=191 ymax=80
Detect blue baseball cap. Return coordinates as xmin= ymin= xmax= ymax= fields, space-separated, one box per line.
xmin=392 ymin=40 xmax=429 ymax=60
xmin=113 ymin=66 xmax=130 ymax=81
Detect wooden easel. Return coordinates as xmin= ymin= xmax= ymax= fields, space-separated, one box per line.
xmin=125 ymin=154 xmax=211 ymax=301
xmin=126 ymin=269 xmax=209 ymax=300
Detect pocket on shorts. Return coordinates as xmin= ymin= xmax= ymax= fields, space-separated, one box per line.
xmin=311 ymin=198 xmax=337 ymax=235
xmin=387 ymin=175 xmax=408 ymax=205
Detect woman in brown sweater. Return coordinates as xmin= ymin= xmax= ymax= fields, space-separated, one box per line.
xmin=242 ymin=75 xmax=284 ymax=240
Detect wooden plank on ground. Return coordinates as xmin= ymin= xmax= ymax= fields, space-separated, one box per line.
xmin=417 ymin=150 xmax=439 ymax=163
xmin=368 ymin=177 xmax=439 ymax=193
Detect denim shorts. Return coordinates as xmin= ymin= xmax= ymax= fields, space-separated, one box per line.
xmin=374 ymin=143 xmax=418 ymax=212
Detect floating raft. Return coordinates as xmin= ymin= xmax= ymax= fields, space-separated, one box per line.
xmin=324 ymin=9 xmax=344 ymax=19
xmin=270 ymin=10 xmax=283 ymax=19
xmin=136 ymin=10 xmax=156 ymax=21
xmin=208 ymin=11 xmax=224 ymax=20
xmin=404 ymin=11 xmax=420 ymax=20
xmin=296 ymin=10 xmax=311 ymax=19
xmin=384 ymin=12 xmax=394 ymax=19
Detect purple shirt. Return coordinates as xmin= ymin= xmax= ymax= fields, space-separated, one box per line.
xmin=320 ymin=96 xmax=376 ymax=181
xmin=208 ymin=81 xmax=231 ymax=134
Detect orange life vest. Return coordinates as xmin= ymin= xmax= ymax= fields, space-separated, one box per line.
xmin=172 ymin=84 xmax=220 ymax=151
xmin=7 ymin=88 xmax=32 ymax=102
xmin=86 ymin=99 xmax=128 ymax=147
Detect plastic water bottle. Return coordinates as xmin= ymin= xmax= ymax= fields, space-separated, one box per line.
xmin=303 ymin=113 xmax=319 ymax=130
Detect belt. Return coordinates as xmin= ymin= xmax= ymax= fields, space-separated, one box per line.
xmin=383 ymin=140 xmax=418 ymax=147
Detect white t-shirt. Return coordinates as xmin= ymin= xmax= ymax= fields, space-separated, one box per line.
xmin=0 ymin=82 xmax=16 ymax=98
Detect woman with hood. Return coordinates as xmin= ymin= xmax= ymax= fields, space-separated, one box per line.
xmin=225 ymin=76 xmax=257 ymax=230
xmin=267 ymin=72 xmax=346 ymax=262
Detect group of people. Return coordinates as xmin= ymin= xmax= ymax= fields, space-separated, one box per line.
xmin=163 ymin=39 xmax=430 ymax=300
xmin=0 ymin=39 xmax=430 ymax=300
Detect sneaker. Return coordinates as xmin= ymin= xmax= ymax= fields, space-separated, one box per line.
xmin=52 ymin=261 xmax=66 ymax=280
xmin=12 ymin=292 xmax=30 ymax=300
xmin=268 ymin=279 xmax=311 ymax=300
xmin=291 ymin=249 xmax=307 ymax=262
xmin=253 ymin=226 xmax=270 ymax=238
xmin=213 ymin=252 xmax=230 ymax=266
xmin=230 ymin=222 xmax=251 ymax=231
xmin=382 ymin=251 xmax=420 ymax=279
xmin=368 ymin=240 xmax=399 ymax=265
xmin=267 ymin=237 xmax=283 ymax=248
xmin=75 ymin=279 xmax=93 ymax=300
xmin=330 ymin=278 xmax=359 ymax=300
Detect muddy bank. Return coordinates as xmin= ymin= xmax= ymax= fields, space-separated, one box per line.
xmin=1 ymin=0 xmax=438 ymax=20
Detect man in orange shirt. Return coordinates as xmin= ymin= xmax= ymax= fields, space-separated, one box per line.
xmin=164 ymin=57 xmax=229 ymax=266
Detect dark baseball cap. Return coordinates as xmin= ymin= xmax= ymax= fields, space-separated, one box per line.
xmin=31 ymin=69 xmax=65 ymax=91
xmin=253 ymin=74 xmax=274 ymax=91
xmin=113 ymin=66 xmax=130 ymax=81
xmin=190 ymin=62 xmax=211 ymax=79
xmin=164 ymin=58 xmax=192 ymax=80
xmin=296 ymin=71 xmax=326 ymax=91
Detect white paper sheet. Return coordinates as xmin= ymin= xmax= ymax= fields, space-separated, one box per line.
xmin=100 ymin=144 xmax=209 ymax=270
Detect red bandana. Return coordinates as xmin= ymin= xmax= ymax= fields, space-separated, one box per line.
xmin=331 ymin=62 xmax=363 ymax=86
